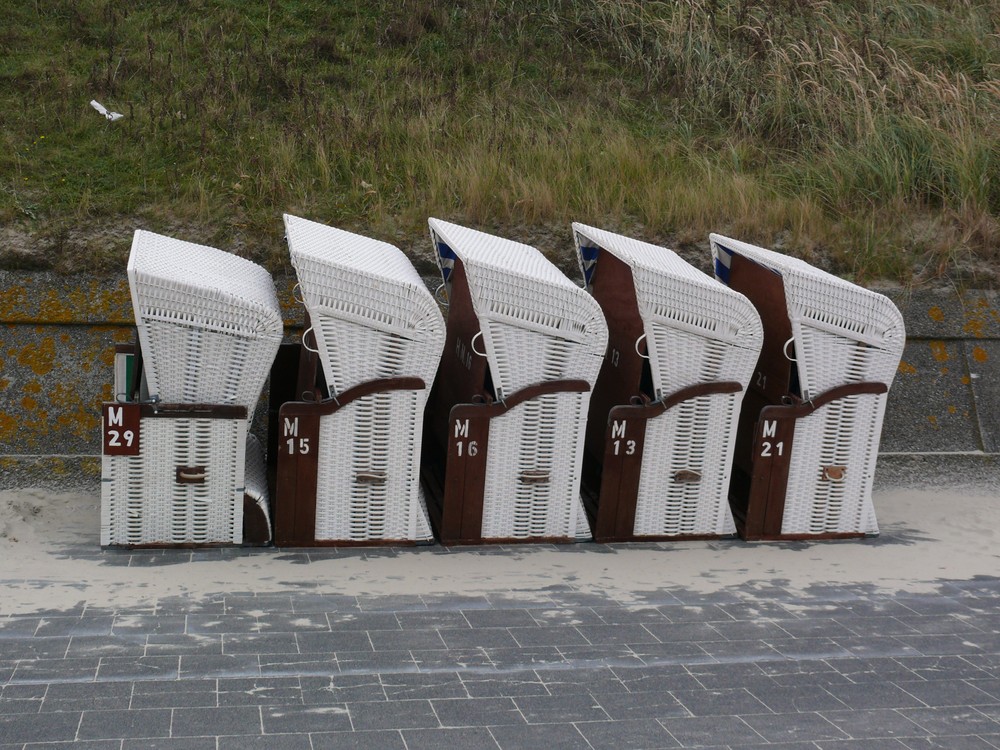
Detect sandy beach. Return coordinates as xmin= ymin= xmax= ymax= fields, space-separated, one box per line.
xmin=2 ymin=485 xmax=998 ymax=616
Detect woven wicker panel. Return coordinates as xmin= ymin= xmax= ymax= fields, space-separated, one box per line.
xmin=127 ymin=231 xmax=283 ymax=409
xmin=313 ymin=390 xmax=433 ymax=542
xmin=285 ymin=214 xmax=445 ymax=396
xmin=480 ymin=391 xmax=591 ymax=540
xmin=781 ymin=393 xmax=884 ymax=535
xmin=101 ymin=417 xmax=247 ymax=546
xmin=633 ymin=392 xmax=741 ymax=537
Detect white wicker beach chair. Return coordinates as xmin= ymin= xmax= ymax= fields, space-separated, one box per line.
xmin=710 ymin=234 xmax=905 ymax=539
xmin=278 ymin=214 xmax=445 ymax=545
xmin=424 ymin=219 xmax=608 ymax=543
xmin=101 ymin=231 xmax=282 ymax=547
xmin=572 ymin=224 xmax=762 ymax=541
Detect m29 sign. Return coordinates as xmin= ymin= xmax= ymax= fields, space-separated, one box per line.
xmin=103 ymin=403 xmax=141 ymax=456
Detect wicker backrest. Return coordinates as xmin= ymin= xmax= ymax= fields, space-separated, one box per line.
xmin=127 ymin=230 xmax=283 ymax=408
xmin=429 ymin=218 xmax=608 ymax=397
xmin=573 ymin=223 xmax=762 ymax=394
xmin=285 ymin=214 xmax=445 ymax=396
xmin=710 ymin=234 xmax=905 ymax=396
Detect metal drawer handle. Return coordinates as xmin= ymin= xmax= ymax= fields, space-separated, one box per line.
xmin=673 ymin=470 xmax=702 ymax=483
xmin=176 ymin=467 xmax=206 ymax=484
xmin=822 ymin=465 xmax=846 ymax=481
xmin=355 ymin=472 xmax=387 ymax=484
xmin=518 ymin=470 xmax=550 ymax=484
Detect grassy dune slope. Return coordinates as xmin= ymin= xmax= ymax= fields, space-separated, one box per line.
xmin=1 ymin=0 xmax=997 ymax=284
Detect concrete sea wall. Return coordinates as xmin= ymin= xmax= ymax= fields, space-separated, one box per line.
xmin=0 ymin=271 xmax=997 ymax=487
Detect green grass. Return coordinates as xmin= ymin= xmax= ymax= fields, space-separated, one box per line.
xmin=1 ymin=0 xmax=998 ymax=284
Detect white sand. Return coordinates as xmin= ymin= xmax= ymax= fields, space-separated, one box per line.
xmin=1 ymin=487 xmax=998 ymax=615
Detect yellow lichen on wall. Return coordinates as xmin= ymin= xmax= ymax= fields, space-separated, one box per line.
xmin=16 ymin=337 xmax=56 ymax=376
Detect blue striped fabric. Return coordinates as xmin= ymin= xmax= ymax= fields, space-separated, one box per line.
xmin=436 ymin=240 xmax=457 ymax=285
xmin=713 ymin=243 xmax=734 ymax=284
xmin=579 ymin=244 xmax=600 ymax=290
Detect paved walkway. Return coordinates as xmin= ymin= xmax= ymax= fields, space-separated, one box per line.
xmin=3 ymin=555 xmax=1000 ymax=748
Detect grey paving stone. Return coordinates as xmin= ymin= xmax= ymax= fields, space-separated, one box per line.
xmin=824 ymin=681 xmax=926 ymax=710
xmin=0 ymin=697 xmax=41 ymax=715
xmin=261 ymin=704 xmax=351 ymax=733
xmin=257 ymin=655 xmax=340 ymax=679
xmin=30 ymin=741 xmax=123 ymax=750
xmin=217 ymin=677 xmax=304 ymax=706
xmin=178 ymin=654 xmax=261 ymax=679
xmin=900 ymin=735 xmax=1000 ymax=749
xmin=757 ymin=660 xmax=850 ymax=688
xmin=253 ymin=613 xmax=331 ymax=632
xmin=592 ymin=606 xmax=670 ymax=625
xmin=527 ymin=608 xmax=604 ymax=627
xmin=40 ymin=681 xmax=133 ymax=711
xmin=829 ymin=636 xmax=921 ymax=659
xmin=0 ymin=711 xmax=84 ymax=744
xmin=327 ymin=612 xmax=401 ymax=631
xmin=820 ymin=707 xmax=928 ymax=739
xmin=461 ymin=673 xmax=549 ymax=698
xmin=575 ymin=623 xmax=661 ymax=646
xmin=834 ymin=615 xmax=920 ymax=636
xmin=768 ymin=637 xmax=851 ymax=660
xmin=348 ymin=699 xmax=438 ymax=730
xmin=77 ymin=708 xmax=172 ymax=739
xmin=659 ymin=714 xmax=765 ymax=747
xmin=402 ymin=726 xmax=501 ymax=750
xmin=899 ymin=706 xmax=1000 ymax=735
xmin=432 ymin=697 xmax=525 ymax=727
xmin=612 ymin=665 xmax=702 ymax=693
xmin=222 ymin=632 xmax=299 ymax=655
xmin=289 ymin=594 xmax=360 ymax=614
xmin=438 ymin=627 xmax=518 ymax=650
xmin=223 ymin=594 xmax=295 ymax=615
xmin=672 ymin=687 xmax=773 ymax=717
xmin=356 ymin=595 xmax=427 ymax=612
xmin=218 ymin=734 xmax=313 ymax=750
xmin=35 ymin=617 xmax=114 ymax=637
xmin=172 ymin=705 xmax=261 ymax=736
xmin=97 ymin=655 xmax=180 ymax=681
xmin=685 ymin=662 xmax=768 ymax=689
xmin=657 ymin=604 xmax=731 ymax=623
xmin=411 ymin=647 xmax=495 ymax=671
xmin=488 ymin=722 xmax=588 ymax=750
xmin=899 ymin=656 xmax=991 ymax=681
xmin=310 ymin=729 xmax=406 ymax=749
xmin=0 ymin=639 xmax=70 ymax=660
xmin=824 ymin=657 xmax=920 ymax=684
xmin=113 ymin=614 xmax=188 ymax=635
xmin=575 ymin=718 xmax=680 ymax=749
xmin=395 ymin=611 xmax=470 ymax=630
xmin=11 ymin=657 xmax=99 ymax=683
xmin=897 ymin=634 xmax=985 ymax=656
xmin=484 ymin=646 xmax=565 ymax=670
xmin=745 ymin=684 xmax=848 ymax=714
xmin=896 ymin=678 xmax=998 ymax=707
xmin=815 ymin=740 xmax=910 ymax=749
xmin=130 ymin=679 xmax=218 ymax=709
xmin=335 ymin=652 xmax=418 ymax=676
xmin=367 ymin=629 xmax=446 ymax=652
xmin=185 ymin=615 xmax=261 ymax=634
xmin=642 ymin=621 xmax=726 ymax=643
xmin=67 ymin=634 xmax=147 ymax=658
xmin=628 ymin=641 xmax=715 ymax=664
xmin=513 ymin=693 xmax=609 ymax=723
xmin=695 ymin=638 xmax=783 ymax=661
xmin=380 ymin=672 xmax=467 ymax=700
xmin=122 ymin=740 xmax=217 ymax=750
xmin=740 ymin=711 xmax=849 ymax=743
xmin=594 ymin=689 xmax=689 ymax=721
xmin=536 ymin=666 xmax=628 ymax=696
xmin=295 ymin=631 xmax=375 ymax=654
xmin=301 ymin=674 xmax=385 ymax=704
xmin=462 ymin=609 xmax=537 ymax=629
xmin=144 ymin=634 xmax=224 ymax=655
